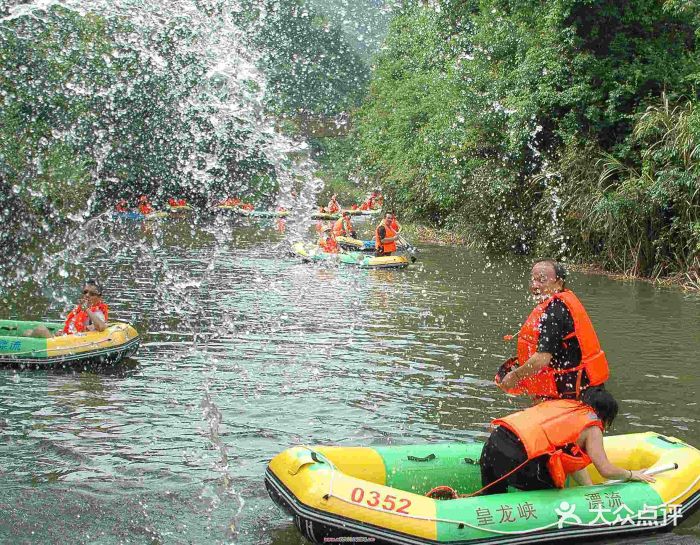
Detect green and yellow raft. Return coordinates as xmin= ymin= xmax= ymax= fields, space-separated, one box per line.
xmin=290 ymin=242 xmax=409 ymax=270
xmin=0 ymin=320 xmax=141 ymax=368
xmin=265 ymin=433 xmax=700 ymax=545
xmin=112 ymin=211 xmax=169 ymax=221
xmin=167 ymin=204 xmax=194 ymax=214
xmin=310 ymin=212 xmax=341 ymax=221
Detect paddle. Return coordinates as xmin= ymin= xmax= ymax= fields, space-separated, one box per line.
xmin=397 ymin=235 xmax=417 ymax=263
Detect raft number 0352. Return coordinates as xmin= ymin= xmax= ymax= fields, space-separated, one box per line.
xmin=350 ymin=487 xmax=412 ymax=514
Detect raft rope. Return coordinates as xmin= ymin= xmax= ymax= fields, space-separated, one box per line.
xmin=300 ymin=446 xmax=697 ymax=536
xmin=0 ymin=324 xmax=132 ymax=357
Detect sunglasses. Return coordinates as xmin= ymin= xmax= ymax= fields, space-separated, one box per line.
xmin=83 ymin=289 xmax=100 ymax=296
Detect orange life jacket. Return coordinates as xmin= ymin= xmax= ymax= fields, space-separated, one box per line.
xmin=319 ymin=236 xmax=339 ymax=253
xmin=115 ymin=201 xmax=128 ymax=212
xmin=375 ymin=222 xmax=397 ymax=253
xmin=139 ymin=203 xmax=153 ymax=215
xmin=333 ymin=217 xmax=352 ymax=237
xmin=328 ymin=200 xmax=340 ymax=213
xmin=493 ymin=399 xmax=603 ymax=488
xmin=63 ymin=302 xmax=109 ymax=334
xmin=241 ymin=203 xmax=254 ymax=211
xmin=390 ymin=219 xmax=401 ymax=233
xmin=513 ymin=290 xmax=609 ymax=398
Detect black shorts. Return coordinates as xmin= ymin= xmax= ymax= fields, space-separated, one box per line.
xmin=479 ymin=427 xmax=555 ymax=495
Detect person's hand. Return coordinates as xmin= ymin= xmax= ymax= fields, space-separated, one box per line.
xmin=499 ymin=370 xmax=519 ymax=392
xmin=629 ymin=470 xmax=655 ymax=483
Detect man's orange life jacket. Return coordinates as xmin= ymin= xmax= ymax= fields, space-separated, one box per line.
xmin=139 ymin=202 xmax=153 ymax=215
xmin=328 ymin=199 xmax=340 ymax=213
xmin=319 ymin=236 xmax=339 ymax=253
xmin=63 ymin=302 xmax=109 ymax=334
xmin=513 ymin=290 xmax=609 ymax=398
xmin=333 ymin=217 xmax=353 ymax=237
xmin=115 ymin=201 xmax=128 ymax=212
xmin=493 ymin=399 xmax=603 ymax=488
xmin=360 ymin=194 xmax=377 ymax=211
xmin=375 ymin=222 xmax=397 ymax=253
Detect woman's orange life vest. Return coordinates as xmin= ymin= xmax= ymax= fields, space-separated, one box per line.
xmin=319 ymin=235 xmax=339 ymax=253
xmin=333 ymin=217 xmax=353 ymax=237
xmin=375 ymin=222 xmax=397 ymax=253
xmin=513 ymin=290 xmax=609 ymax=398
xmin=139 ymin=203 xmax=153 ymax=215
xmin=63 ymin=302 xmax=109 ymax=334
xmin=241 ymin=202 xmax=254 ymax=211
xmin=328 ymin=199 xmax=340 ymax=213
xmin=493 ymin=399 xmax=603 ymax=488
xmin=115 ymin=201 xmax=128 ymax=212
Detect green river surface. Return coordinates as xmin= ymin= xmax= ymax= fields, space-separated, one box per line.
xmin=1 ymin=215 xmax=699 ymax=544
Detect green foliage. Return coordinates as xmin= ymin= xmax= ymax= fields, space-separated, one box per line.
xmin=349 ymin=0 xmax=699 ymax=278
xmin=236 ymin=0 xmax=370 ymax=117
xmin=310 ymin=135 xmax=366 ymax=205
xmin=0 ymin=5 xmax=279 ymax=263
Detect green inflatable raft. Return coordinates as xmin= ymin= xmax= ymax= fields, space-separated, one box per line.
xmin=0 ymin=320 xmax=141 ymax=368
xmin=266 ymin=433 xmax=700 ymax=545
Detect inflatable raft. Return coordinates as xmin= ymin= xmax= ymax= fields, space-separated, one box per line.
xmin=113 ymin=211 xmax=168 ymax=221
xmin=338 ymin=252 xmax=409 ymax=269
xmin=311 ymin=212 xmax=341 ymax=221
xmin=336 ymin=236 xmax=375 ymax=251
xmin=0 ymin=320 xmax=141 ymax=368
xmin=167 ymin=204 xmax=193 ymax=214
xmin=289 ymin=242 xmax=410 ymax=269
xmin=266 ymin=433 xmax=700 ymax=545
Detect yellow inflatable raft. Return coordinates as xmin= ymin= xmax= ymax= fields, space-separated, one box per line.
xmin=0 ymin=320 xmax=141 ymax=368
xmin=266 ymin=433 xmax=700 ymax=544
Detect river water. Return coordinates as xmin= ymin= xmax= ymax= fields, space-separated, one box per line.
xmin=1 ymin=216 xmax=699 ymax=544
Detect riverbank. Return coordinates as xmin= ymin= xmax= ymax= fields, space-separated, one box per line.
xmin=399 ymin=221 xmax=700 ymax=293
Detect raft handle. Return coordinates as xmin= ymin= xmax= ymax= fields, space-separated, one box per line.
xmin=310 ymin=452 xmax=324 ymax=463
xmin=656 ymin=435 xmax=679 ymax=445
xmin=407 ymin=453 xmax=436 ymax=462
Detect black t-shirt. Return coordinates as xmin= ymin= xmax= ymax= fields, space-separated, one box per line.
xmin=537 ymin=298 xmax=590 ymax=397
xmin=376 ymin=225 xmax=386 ymax=241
